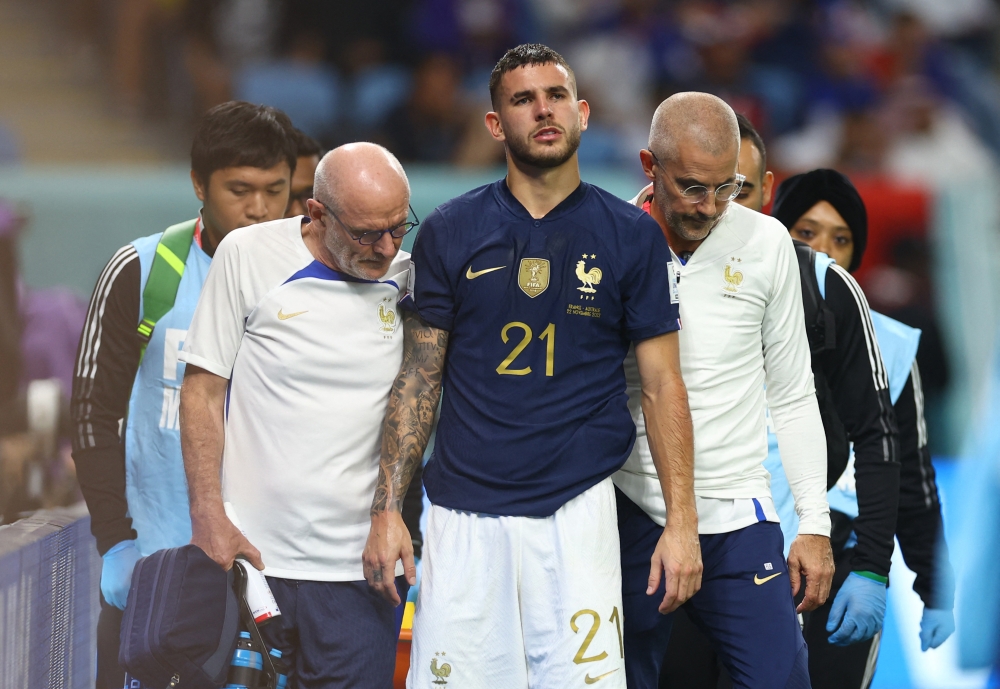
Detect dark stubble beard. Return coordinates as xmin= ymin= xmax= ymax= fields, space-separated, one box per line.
xmin=654 ymin=173 xmax=728 ymax=244
xmin=506 ymin=123 xmax=582 ymax=169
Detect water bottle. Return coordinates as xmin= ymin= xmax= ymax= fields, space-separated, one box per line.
xmin=225 ymin=631 xmax=263 ymax=689
xmin=268 ymin=648 xmax=289 ymax=689
xmin=224 ymin=502 xmax=281 ymax=623
xmin=122 ymin=673 xmax=146 ymax=689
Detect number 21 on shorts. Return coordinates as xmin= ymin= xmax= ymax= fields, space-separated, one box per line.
xmin=571 ymin=606 xmax=623 ymax=683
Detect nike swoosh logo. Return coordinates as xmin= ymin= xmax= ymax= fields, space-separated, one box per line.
xmin=585 ymin=669 xmax=619 ymax=684
xmin=277 ymin=309 xmax=308 ymax=320
xmin=754 ymin=572 xmax=783 ymax=585
xmin=466 ymin=265 xmax=506 ymax=279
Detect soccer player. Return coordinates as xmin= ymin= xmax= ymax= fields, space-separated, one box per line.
xmin=616 ymin=93 xmax=834 ymax=689
xmin=180 ymin=143 xmax=415 ymax=688
xmin=362 ymin=44 xmax=700 ymax=689
xmin=71 ymin=101 xmax=296 ymax=689
xmin=286 ymin=128 xmax=322 ymax=218
xmin=771 ymin=168 xmax=952 ymax=689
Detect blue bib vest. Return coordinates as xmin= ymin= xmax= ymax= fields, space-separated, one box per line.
xmin=765 ymin=253 xmax=921 ymax=555
xmin=125 ymin=225 xmax=212 ymax=556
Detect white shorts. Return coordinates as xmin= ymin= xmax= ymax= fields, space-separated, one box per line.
xmin=408 ymin=477 xmax=625 ymax=689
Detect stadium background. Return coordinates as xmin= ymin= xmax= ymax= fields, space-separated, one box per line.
xmin=0 ymin=0 xmax=998 ymax=686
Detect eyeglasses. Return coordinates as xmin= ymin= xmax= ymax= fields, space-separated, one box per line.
xmin=648 ymin=150 xmax=745 ymax=204
xmin=318 ymin=200 xmax=420 ymax=245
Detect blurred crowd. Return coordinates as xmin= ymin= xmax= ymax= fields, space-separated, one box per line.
xmin=54 ymin=0 xmax=1000 ymax=179
xmin=0 ymin=200 xmax=84 ymax=523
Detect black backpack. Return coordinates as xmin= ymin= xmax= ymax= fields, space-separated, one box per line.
xmin=793 ymin=241 xmax=851 ymax=490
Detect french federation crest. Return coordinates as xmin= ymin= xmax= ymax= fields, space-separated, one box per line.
xmin=518 ymin=258 xmax=550 ymax=298
xmin=376 ymin=297 xmax=398 ymax=336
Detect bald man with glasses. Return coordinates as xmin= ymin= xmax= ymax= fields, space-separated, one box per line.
xmin=179 ymin=142 xmax=417 ymax=688
xmin=614 ymin=93 xmax=834 ymax=689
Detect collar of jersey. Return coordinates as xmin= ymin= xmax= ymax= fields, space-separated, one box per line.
xmin=284 ymin=259 xmax=397 ymax=288
xmin=493 ymin=178 xmax=589 ymax=222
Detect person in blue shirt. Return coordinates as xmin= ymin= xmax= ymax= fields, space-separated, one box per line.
xmin=71 ymin=101 xmax=298 ymax=689
xmin=361 ymin=44 xmax=700 ymax=689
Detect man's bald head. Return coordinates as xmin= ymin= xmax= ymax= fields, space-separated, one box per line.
xmin=648 ymin=92 xmax=740 ymax=162
xmin=314 ymin=142 xmax=410 ymax=216
xmin=307 ymin=142 xmax=410 ymax=281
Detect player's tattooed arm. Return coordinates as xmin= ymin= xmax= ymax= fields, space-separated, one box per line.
xmin=371 ymin=310 xmax=448 ymax=516
xmin=364 ymin=309 xmax=448 ymax=602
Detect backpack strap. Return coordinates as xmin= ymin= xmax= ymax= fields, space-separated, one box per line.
xmin=137 ymin=219 xmax=197 ymax=361
xmin=793 ymin=240 xmax=836 ymax=354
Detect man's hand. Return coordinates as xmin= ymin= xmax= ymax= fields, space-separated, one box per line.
xmin=826 ymin=572 xmax=887 ymax=645
xmin=919 ymin=607 xmax=955 ymax=651
xmin=648 ymin=520 xmax=702 ymax=613
xmin=191 ymin=508 xmax=263 ymax=572
xmin=101 ymin=540 xmax=142 ymax=609
xmin=363 ymin=510 xmax=417 ymax=605
xmin=787 ymin=533 xmax=834 ymax=612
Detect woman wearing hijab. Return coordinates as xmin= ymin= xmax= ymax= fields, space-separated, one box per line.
xmin=769 ymin=169 xmax=955 ymax=689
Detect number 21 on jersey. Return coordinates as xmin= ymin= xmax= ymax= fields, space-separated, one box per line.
xmin=496 ymin=321 xmax=555 ymax=376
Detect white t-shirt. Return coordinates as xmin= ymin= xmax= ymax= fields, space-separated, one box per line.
xmin=180 ymin=217 xmax=410 ymax=581
xmin=614 ymin=192 xmax=830 ymax=537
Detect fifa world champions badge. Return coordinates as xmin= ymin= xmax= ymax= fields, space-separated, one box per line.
xmin=518 ymin=258 xmax=550 ymax=297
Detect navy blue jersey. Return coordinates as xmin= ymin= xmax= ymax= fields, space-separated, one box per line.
xmin=404 ymin=180 xmax=680 ymax=516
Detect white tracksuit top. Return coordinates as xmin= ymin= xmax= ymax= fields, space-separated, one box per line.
xmin=614 ymin=191 xmax=831 ymax=537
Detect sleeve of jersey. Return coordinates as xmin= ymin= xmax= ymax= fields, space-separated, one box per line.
xmin=761 ymin=233 xmax=830 ymax=536
xmin=823 ymin=265 xmax=900 ymax=577
xmin=895 ymin=365 xmax=954 ymax=609
xmin=70 ymin=245 xmax=141 ymax=555
xmin=621 ymin=214 xmax=680 ymax=342
xmin=399 ymin=209 xmax=457 ymax=331
xmin=178 ymin=234 xmax=247 ymax=378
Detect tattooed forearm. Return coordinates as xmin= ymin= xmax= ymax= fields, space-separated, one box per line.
xmin=372 ymin=311 xmax=448 ymax=515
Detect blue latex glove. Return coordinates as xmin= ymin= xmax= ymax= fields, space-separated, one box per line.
xmin=826 ymin=572 xmax=887 ymax=646
xmin=920 ymin=608 xmax=955 ymax=651
xmin=101 ymin=540 xmax=141 ymax=610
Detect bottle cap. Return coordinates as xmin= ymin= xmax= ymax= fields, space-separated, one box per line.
xmin=239 ymin=631 xmax=251 ymax=639
xmin=269 ymin=648 xmax=283 ymax=658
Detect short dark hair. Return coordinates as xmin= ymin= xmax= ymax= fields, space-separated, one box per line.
xmin=291 ymin=127 xmax=323 ymax=159
xmin=190 ymin=101 xmax=298 ymax=184
xmin=489 ymin=44 xmax=576 ymax=110
xmin=735 ymin=113 xmax=766 ymax=172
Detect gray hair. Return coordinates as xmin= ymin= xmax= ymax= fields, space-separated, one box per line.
xmin=648 ymin=92 xmax=740 ymax=161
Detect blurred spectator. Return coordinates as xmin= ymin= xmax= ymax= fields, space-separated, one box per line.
xmin=863 ymin=237 xmax=950 ymax=399
xmin=183 ymin=0 xmax=283 ymax=113
xmin=379 ymin=53 xmax=469 ymax=163
xmin=284 ymin=0 xmax=412 ymax=69
xmin=836 ymin=107 xmax=888 ymax=174
xmin=0 ymin=201 xmax=23 ymax=419
xmin=234 ymin=29 xmax=341 ymax=141
xmin=111 ymin=0 xmax=185 ymax=118
xmin=0 ymin=202 xmax=79 ymax=523
xmin=411 ymin=0 xmax=522 ymax=72
xmin=882 ymin=76 xmax=996 ymax=184
xmin=668 ymin=2 xmax=803 ymax=136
